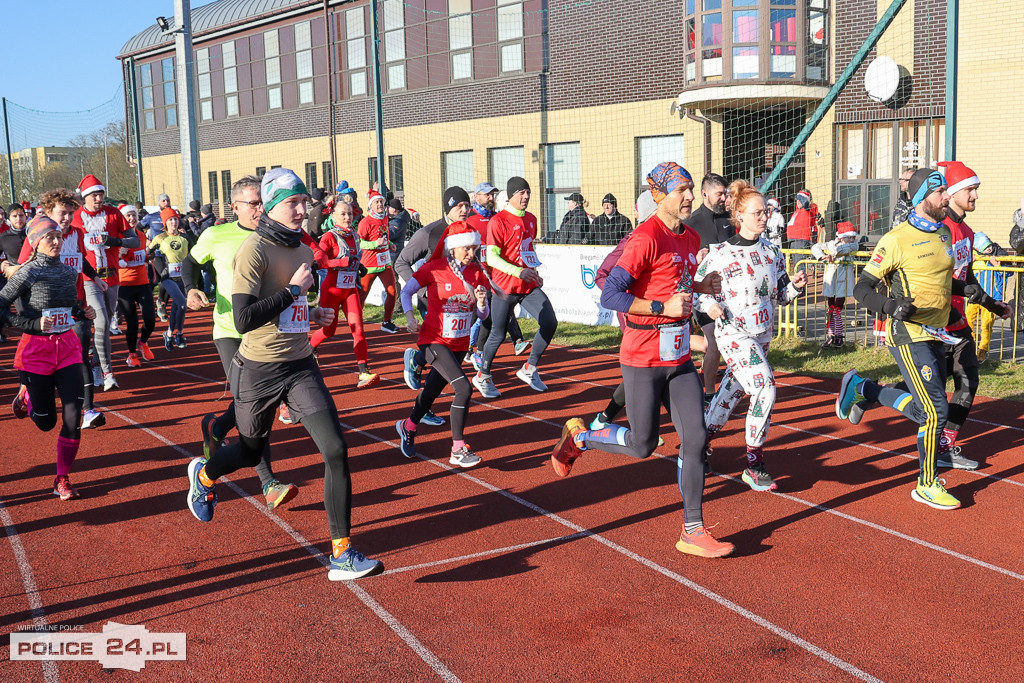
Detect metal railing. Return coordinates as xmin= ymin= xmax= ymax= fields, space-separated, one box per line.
xmin=774 ymin=249 xmax=1024 ymax=363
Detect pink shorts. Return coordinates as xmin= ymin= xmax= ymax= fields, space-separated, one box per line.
xmin=13 ymin=330 xmax=83 ymax=375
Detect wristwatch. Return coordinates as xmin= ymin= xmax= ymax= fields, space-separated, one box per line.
xmin=649 ymin=300 xmax=664 ymax=315
xmin=288 ymin=285 xmax=301 ymax=300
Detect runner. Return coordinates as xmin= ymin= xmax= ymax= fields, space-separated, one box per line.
xmin=115 ymin=204 xmax=156 ymax=367
xmin=549 ymin=162 xmax=734 ymax=558
xmin=472 ymin=176 xmax=558 ymax=398
xmin=310 ymin=197 xmax=380 ymax=388
xmin=2 ymin=215 xmax=95 ymax=499
xmin=835 ymin=168 xmax=1007 ymax=510
xmin=185 ymin=168 xmax=382 ymax=580
xmin=72 ymin=174 xmax=138 ymax=391
xmin=182 ymin=175 xmax=299 ymax=510
xmin=698 ymin=185 xmax=807 ymax=492
xmin=396 ymin=221 xmax=489 ymax=468
xmin=357 ymin=190 xmax=399 ymax=334
xmin=148 ymin=208 xmax=192 ymax=350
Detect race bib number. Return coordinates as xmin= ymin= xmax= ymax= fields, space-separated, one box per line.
xmin=748 ymin=303 xmax=773 ymax=334
xmin=953 ymin=238 xmax=971 ymax=276
xmin=168 ymin=262 xmax=183 ymax=278
xmin=86 ymin=232 xmax=107 ymax=249
xmin=125 ymin=249 xmax=147 ymax=267
xmin=278 ymin=297 xmax=310 ymax=334
xmin=375 ymin=250 xmax=392 ymax=267
xmin=338 ymin=271 xmax=357 ymax=289
xmin=442 ymin=311 xmax=472 ymax=339
xmin=62 ymin=253 xmax=82 ymax=273
xmin=43 ymin=307 xmax=73 ymax=334
xmin=520 ymin=249 xmax=541 ymax=269
xmin=658 ymin=324 xmax=690 ymax=362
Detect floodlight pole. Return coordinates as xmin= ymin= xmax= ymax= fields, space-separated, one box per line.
xmin=371 ymin=0 xmax=387 ymax=196
xmin=945 ymin=0 xmax=958 ymax=160
xmin=2 ymin=97 xmax=14 ymax=204
xmin=173 ymin=0 xmax=202 ymax=203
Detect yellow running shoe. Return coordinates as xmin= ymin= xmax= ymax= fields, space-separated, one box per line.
xmin=911 ymin=478 xmax=960 ymax=510
xmin=356 ymin=372 xmax=380 ymax=389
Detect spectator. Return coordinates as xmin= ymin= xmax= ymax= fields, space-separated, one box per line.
xmin=134 ymin=201 xmax=147 ymax=219
xmin=184 ymin=199 xmax=203 ymax=234
xmin=387 ymin=197 xmax=410 ymax=255
xmin=305 ymin=188 xmax=330 ymax=237
xmin=786 ymin=188 xmax=821 ymax=250
xmin=891 ymin=169 xmax=914 ymax=227
xmin=141 ymin=193 xmax=171 ymax=238
xmin=557 ymin=192 xmax=590 ymax=244
xmin=198 ymin=204 xmax=217 ymax=233
xmin=1009 ymin=197 xmax=1024 ymax=255
xmin=765 ymin=198 xmax=785 ymax=249
xmin=335 ymin=180 xmax=362 ymax=227
xmin=590 ymin=193 xmax=632 ymax=245
xmin=968 ymin=232 xmax=1006 ymax=362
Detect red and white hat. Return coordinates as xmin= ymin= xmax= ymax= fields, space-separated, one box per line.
xmin=836 ymin=221 xmax=858 ymax=239
xmin=429 ymin=221 xmax=481 ymax=261
xmin=937 ymin=161 xmax=979 ymax=196
xmin=77 ymin=174 xmax=105 ymax=197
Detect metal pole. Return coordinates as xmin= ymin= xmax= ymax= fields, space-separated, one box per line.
xmin=103 ymin=132 xmax=109 ymax=189
xmin=128 ymin=56 xmax=145 ymax=204
xmin=2 ymin=97 xmax=15 ymax=204
xmin=174 ymin=0 xmax=202 ymax=203
xmin=761 ymin=0 xmax=909 ymax=193
xmin=323 ymin=0 xmax=337 ymax=188
xmin=945 ymin=0 xmax=958 ymax=160
xmin=370 ymin=0 xmax=387 ymax=196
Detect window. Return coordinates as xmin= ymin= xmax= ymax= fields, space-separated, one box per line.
xmin=346 ymin=7 xmax=367 ymax=96
xmin=265 ymin=29 xmax=282 ymax=110
xmin=223 ymin=41 xmax=239 ymax=117
xmin=381 ymin=1 xmax=405 ymax=92
xmin=256 ymin=166 xmax=267 ymax=177
xmin=807 ymin=0 xmax=829 ymax=81
xmin=869 ymin=123 xmax=893 ymax=179
xmin=488 ymin=146 xmax=524 ymax=193
xmin=295 ymin=21 xmax=315 ymax=104
xmin=701 ymin=11 xmax=722 ymax=81
xmin=208 ymin=171 xmax=219 ymax=204
xmin=220 ymin=171 xmax=232 ymax=216
xmin=304 ymin=162 xmax=318 ymax=191
xmin=732 ymin=9 xmax=758 ymax=79
xmin=542 ymin=142 xmax=581 ymax=241
xmin=367 ymin=155 xmax=404 ymax=194
xmin=449 ymin=0 xmax=473 ymax=80
xmin=322 ymin=161 xmax=334 ymax=192
xmin=442 ymin=150 xmax=474 ymax=193
xmin=139 ymin=57 xmax=177 ymax=130
xmin=498 ymin=0 xmax=524 ymax=73
xmin=197 ymin=47 xmax=212 ymax=121
xmin=636 ymin=135 xmax=686 ymax=194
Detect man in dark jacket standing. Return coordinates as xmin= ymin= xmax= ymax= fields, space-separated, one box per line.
xmin=305 ymin=188 xmax=331 ymax=238
xmin=590 ymin=193 xmax=631 ymax=245
xmin=557 ymin=192 xmax=590 ymax=244
xmin=387 ymin=197 xmax=410 ymax=256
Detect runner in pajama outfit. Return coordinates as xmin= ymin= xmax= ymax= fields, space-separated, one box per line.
xmin=697 ymin=186 xmax=807 ymax=492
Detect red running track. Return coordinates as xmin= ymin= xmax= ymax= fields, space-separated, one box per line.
xmin=1 ymin=318 xmax=1024 ymax=682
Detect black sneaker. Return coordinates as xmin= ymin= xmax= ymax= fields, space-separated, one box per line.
xmin=742 ymin=462 xmax=778 ymax=491
xmin=395 ymin=420 xmax=416 ymax=458
xmin=936 ymin=446 xmax=979 ymax=471
xmin=175 ymin=334 xmax=187 ymax=349
xmin=380 ymin=321 xmax=399 ymax=334
xmin=163 ymin=330 xmax=174 ymax=351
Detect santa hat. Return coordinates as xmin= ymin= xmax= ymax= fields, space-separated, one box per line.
xmin=767 ymin=198 xmax=781 ymax=210
xmin=795 ymin=190 xmax=811 ymax=209
xmin=77 ymin=174 xmax=105 ymax=197
xmin=937 ymin=161 xmax=979 ymax=196
xmin=366 ymin=190 xmax=384 ymax=205
xmin=836 ymin=222 xmax=858 ymax=239
xmin=119 ymin=204 xmax=137 ymax=217
xmin=429 ymin=221 xmax=481 ymax=262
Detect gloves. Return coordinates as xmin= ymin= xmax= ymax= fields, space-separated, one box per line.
xmin=962 ymin=283 xmax=987 ymax=304
xmin=358 ymin=264 xmax=368 ymax=278
xmin=884 ymin=296 xmax=917 ymax=321
xmin=101 ymin=235 xmax=123 ymax=247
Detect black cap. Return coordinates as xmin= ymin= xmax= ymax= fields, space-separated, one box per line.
xmin=311 ymin=187 xmax=326 ymax=202
xmin=442 ymin=186 xmax=471 ymax=214
xmin=565 ymin=192 xmax=584 ymax=203
xmin=388 ymin=197 xmax=404 ymax=211
xmin=201 ymin=203 xmax=213 ymax=215
xmin=188 ymin=199 xmax=201 ymax=211
xmin=602 ymin=193 xmax=617 ymax=206
xmin=908 ymin=167 xmax=946 ymax=207
xmin=507 ymin=176 xmax=530 ymax=197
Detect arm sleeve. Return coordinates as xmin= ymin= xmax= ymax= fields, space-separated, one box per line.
xmin=82 ymin=259 xmax=98 ymax=280
xmin=854 ymin=271 xmax=894 ymax=315
xmin=600 ymin=266 xmax=636 ymax=313
xmin=180 ymin=255 xmax=201 ymax=292
xmin=486 ymin=245 xmax=524 ymax=278
xmin=119 ymin=221 xmax=140 ymax=249
xmin=232 ymin=291 xmax=294 ymax=333
xmin=0 ymin=264 xmax=32 ymax=310
xmin=395 ymin=228 xmax=429 ymax=282
xmin=400 ymin=275 xmax=422 ymax=315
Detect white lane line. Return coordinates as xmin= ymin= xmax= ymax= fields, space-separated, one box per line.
xmin=0 ymin=497 xmax=60 ymax=683
xmin=101 ymin=407 xmax=460 ymax=683
xmin=381 ymin=533 xmax=589 ymax=576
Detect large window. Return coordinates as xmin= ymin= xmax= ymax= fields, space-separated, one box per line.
xmin=636 ymin=135 xmax=686 ymax=195
xmin=498 ymin=0 xmax=525 ymax=73
xmin=139 ymin=57 xmax=176 ymax=130
xmin=345 ymin=7 xmax=368 ymax=97
xmin=367 ymin=155 xmax=404 ymax=196
xmin=197 ymin=47 xmax=213 ymax=121
xmin=295 ymin=21 xmax=315 ymax=104
xmin=442 ymin=150 xmax=474 ymax=193
xmin=383 ymin=0 xmax=406 ymax=91
xmin=264 ymin=29 xmax=282 ymax=110
xmin=322 ymin=161 xmax=334 ymax=193
xmin=542 ymin=142 xmax=581 ymax=241
xmin=488 ymin=146 xmax=525 ymax=193
xmin=221 ymin=170 xmax=233 ymax=218
xmin=305 ymin=162 xmax=318 ymax=192
xmin=449 ymin=0 xmax=473 ymax=81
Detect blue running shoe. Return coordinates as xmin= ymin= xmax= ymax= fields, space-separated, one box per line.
xmin=471 ymin=351 xmax=485 ymax=373
xmin=396 ymin=420 xmax=416 ymax=458
xmin=186 ymin=457 xmax=217 ymax=522
xmin=328 ymin=547 xmax=384 ymax=581
xmin=403 ymin=347 xmax=422 ymax=391
xmin=419 ymin=410 xmax=445 ymax=427
xmin=836 ymin=369 xmax=866 ymax=421
xmin=590 ymin=413 xmax=608 ymax=431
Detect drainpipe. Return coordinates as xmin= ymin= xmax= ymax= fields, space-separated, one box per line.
xmin=683 ymin=107 xmax=712 ymax=175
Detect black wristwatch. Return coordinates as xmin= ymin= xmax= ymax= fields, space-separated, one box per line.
xmin=649 ymin=300 xmax=664 ymax=315
xmin=288 ymin=285 xmax=301 ymax=300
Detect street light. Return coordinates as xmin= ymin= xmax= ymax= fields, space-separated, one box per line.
xmin=156 ymin=16 xmax=183 ymax=35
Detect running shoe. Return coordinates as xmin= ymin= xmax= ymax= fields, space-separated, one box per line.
xmin=139 ymin=342 xmax=155 ymax=361
xmin=263 ymin=480 xmax=299 ymax=510
xmin=514 ymin=339 xmax=531 ymax=356
xmin=590 ymin=414 xmax=607 ymax=431
xmin=278 ymin=404 xmax=293 ymax=425
xmin=551 ymin=418 xmax=586 ymax=477
xmin=103 ymin=372 xmax=119 ymax=392
xmin=675 ymin=525 xmax=734 ymax=558
xmin=449 ymin=445 xmax=482 ymax=468
xmin=11 ymin=386 xmax=28 ymax=419
xmin=835 ymin=368 xmax=865 ymax=421
xmin=380 ymin=321 xmax=399 ymax=334
xmin=53 ymin=475 xmax=80 ymax=501
xmin=157 ymin=308 xmax=168 ymax=323
xmin=356 ymin=372 xmax=381 ymax=389
xmin=472 ymin=372 xmax=501 ymax=399
xmin=175 ymin=334 xmax=187 ymax=349
xmin=328 ymin=547 xmax=384 ymax=581
xmin=163 ymin=330 xmax=174 ymax=352
xmin=402 ymin=348 xmax=422 ymax=390
xmin=200 ymin=412 xmax=223 ymax=459
xmin=516 ymin=364 xmax=548 ymax=392
xmin=848 ymin=400 xmax=869 ymax=426
xmin=702 ymin=442 xmax=713 ymax=474
xmin=92 ymin=364 xmax=103 ymax=387
xmin=936 ymin=446 xmax=979 ymax=471
xmin=82 ymin=409 xmax=106 ymax=429
xmin=419 ymin=411 xmax=445 ymax=426
xmin=110 ymin=321 xmax=122 ymax=336
xmin=126 ymin=353 xmax=141 ymax=368
xmin=471 ymin=352 xmax=485 ymax=373
xmin=911 ymin=478 xmax=961 ymax=511
xmin=186 ymin=457 xmax=217 ymax=522
xmin=741 ymin=462 xmax=778 ymax=492
xmin=395 ymin=420 xmax=416 ymax=458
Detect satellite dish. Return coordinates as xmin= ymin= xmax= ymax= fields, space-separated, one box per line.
xmin=864 ymin=56 xmax=900 ymax=103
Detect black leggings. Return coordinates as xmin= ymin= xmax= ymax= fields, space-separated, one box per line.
xmin=73 ymin=319 xmax=94 ymax=412
xmin=117 ymin=283 xmax=156 ymax=353
xmin=601 ymin=382 xmax=627 ymax=421
xmin=205 ymin=409 xmax=351 ymax=538
xmin=481 ymin=288 xmax=557 ymax=370
xmin=411 ymin=344 xmax=473 ymax=441
xmin=25 ymin=363 xmax=84 ymax=439
xmin=476 ymin=297 xmax=525 ymax=352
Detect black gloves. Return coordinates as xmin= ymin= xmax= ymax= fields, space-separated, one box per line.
xmin=100 ymin=235 xmax=123 ymax=247
xmin=884 ymin=296 xmax=917 ymax=321
xmin=358 ymin=264 xmax=368 ymax=278
xmin=962 ymin=283 xmax=986 ymax=304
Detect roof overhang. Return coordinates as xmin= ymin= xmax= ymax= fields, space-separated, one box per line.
xmin=676 ymin=84 xmax=830 ymax=118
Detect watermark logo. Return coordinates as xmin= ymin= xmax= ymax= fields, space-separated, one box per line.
xmin=580 ymin=264 xmax=597 ymax=289
xmin=11 ymin=621 xmax=186 ymax=671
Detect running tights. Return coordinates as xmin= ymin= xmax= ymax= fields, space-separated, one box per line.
xmin=411 ymin=344 xmax=473 ymax=441
xmin=24 ymin=363 xmax=84 ymax=440
xmin=310 ymin=285 xmax=367 ymax=364
xmin=73 ymin=319 xmax=94 ymax=412
xmin=481 ymin=288 xmax=556 ymax=371
xmin=359 ymin=267 xmax=397 ymax=321
xmin=117 ymin=283 xmax=156 ymax=353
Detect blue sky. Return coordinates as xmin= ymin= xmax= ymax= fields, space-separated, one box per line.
xmin=1 ymin=0 xmax=218 ymax=145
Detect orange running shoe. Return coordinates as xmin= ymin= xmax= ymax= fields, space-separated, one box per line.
xmin=126 ymin=352 xmax=141 ymax=368
xmin=675 ymin=525 xmax=734 ymax=558
xmin=551 ymin=418 xmax=586 ymax=477
xmin=138 ymin=342 xmax=155 ymax=361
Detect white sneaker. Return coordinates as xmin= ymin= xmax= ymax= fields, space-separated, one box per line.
xmin=110 ymin=321 xmax=122 ymax=335
xmin=92 ymin=365 xmax=103 ymax=387
xmin=516 ymin=364 xmax=548 ymax=392
xmin=103 ymin=372 xmax=118 ymax=391
xmin=472 ymin=373 xmax=500 ymax=399
xmin=82 ymin=409 xmax=106 ymax=429
xmin=449 ymin=445 xmax=482 ymax=468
